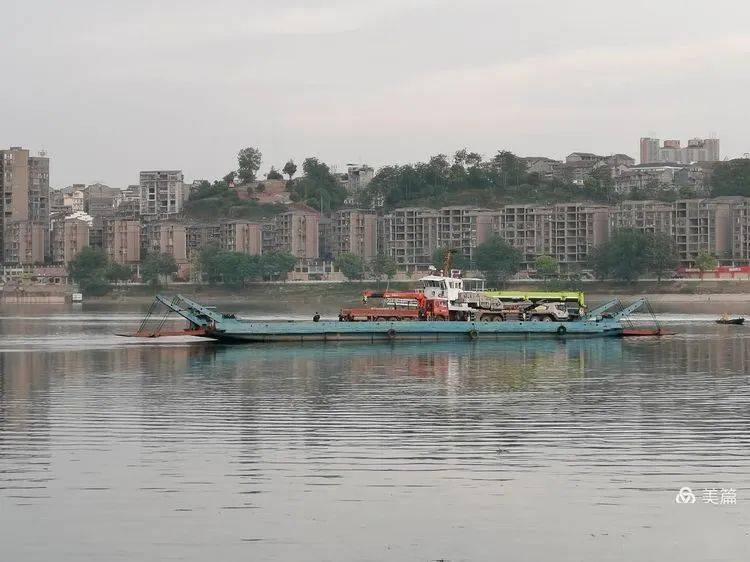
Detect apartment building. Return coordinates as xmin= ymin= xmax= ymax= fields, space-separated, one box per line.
xmin=141 ymin=222 xmax=188 ymax=265
xmin=639 ymin=137 xmax=720 ymax=164
xmin=611 ymin=200 xmax=675 ymax=235
xmin=51 ymin=212 xmax=92 ymax=265
xmin=345 ymin=165 xmax=374 ymax=192
xmin=729 ymin=198 xmax=750 ymax=263
xmin=0 ymin=147 xmax=50 ymax=263
xmin=185 ymin=223 xmax=222 ymax=256
xmin=380 ymin=207 xmax=439 ymax=270
xmin=272 ymin=205 xmax=319 ymax=259
xmin=2 ymin=221 xmax=46 ymax=265
xmin=547 ymin=204 xmax=610 ymax=267
xmin=613 ymin=199 xmax=733 ymax=264
xmin=334 ymin=209 xmax=377 ymax=260
xmin=435 ymin=206 xmax=490 ymax=263
xmin=492 ymin=205 xmax=553 ymax=265
xmin=318 ymin=216 xmax=334 ymax=260
xmin=139 ymin=170 xmax=185 ymax=216
xmin=220 ymin=221 xmax=262 ymax=255
xmin=674 ymin=199 xmax=732 ymax=263
xmin=103 ymin=218 xmax=141 ymax=265
xmin=85 ymin=183 xmax=119 ymax=218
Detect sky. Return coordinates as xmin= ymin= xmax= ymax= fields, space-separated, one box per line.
xmin=2 ymin=0 xmax=750 ymax=187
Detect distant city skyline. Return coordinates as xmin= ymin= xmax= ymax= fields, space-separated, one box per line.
xmin=2 ymin=0 xmax=750 ymax=186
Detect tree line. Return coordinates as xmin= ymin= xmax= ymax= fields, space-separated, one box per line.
xmin=68 ymin=247 xmax=177 ymax=295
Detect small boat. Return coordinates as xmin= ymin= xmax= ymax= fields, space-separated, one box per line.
xmin=716 ymin=317 xmax=745 ymax=325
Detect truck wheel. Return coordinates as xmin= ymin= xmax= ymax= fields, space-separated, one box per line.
xmin=376 ymin=316 xmax=386 ymax=322
xmin=557 ymin=325 xmax=567 ymax=336
xmin=468 ymin=329 xmax=478 ymax=339
xmin=387 ymin=328 xmax=396 ymax=339
xmin=494 ymin=315 xmax=505 ymax=322
xmin=481 ymin=315 xmax=492 ymax=322
xmin=542 ymin=316 xmax=552 ymax=322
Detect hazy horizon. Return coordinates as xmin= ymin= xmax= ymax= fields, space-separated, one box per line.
xmin=2 ymin=0 xmax=749 ymax=187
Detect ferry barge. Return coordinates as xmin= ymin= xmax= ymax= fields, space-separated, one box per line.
xmin=145 ymin=294 xmax=647 ymax=343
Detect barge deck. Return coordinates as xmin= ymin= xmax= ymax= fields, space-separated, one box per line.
xmin=134 ymin=295 xmax=647 ymax=343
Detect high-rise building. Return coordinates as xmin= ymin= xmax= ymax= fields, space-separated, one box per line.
xmin=139 ymin=170 xmax=185 ymax=216
xmin=0 ymin=147 xmax=50 ymax=263
xmin=639 ymin=138 xmax=661 ymax=165
xmin=639 ymin=137 xmax=720 ymax=164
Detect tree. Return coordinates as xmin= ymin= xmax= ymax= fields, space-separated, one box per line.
xmin=695 ymin=251 xmax=717 ymax=279
xmin=68 ymin=247 xmax=111 ymax=296
xmin=371 ymin=254 xmax=398 ymax=281
xmin=645 ymin=233 xmax=678 ymax=282
xmin=282 ymin=159 xmax=297 ymax=180
xmin=474 ymin=236 xmax=522 ymax=286
xmin=534 ymin=255 xmax=558 ymax=279
xmin=587 ymin=231 xmax=677 ymax=282
xmin=141 ymin=253 xmax=178 ymax=289
xmin=291 ymin=157 xmax=347 ymax=211
xmin=105 ymin=262 xmax=132 ymax=283
xmin=237 ymin=147 xmax=262 ymax=184
xmin=267 ymin=167 xmax=283 ymax=180
xmin=334 ymin=253 xmax=366 ymax=280
xmin=260 ymin=251 xmax=297 ymax=281
xmin=711 ymin=158 xmax=750 ymax=197
xmin=432 ymin=247 xmax=470 ymax=272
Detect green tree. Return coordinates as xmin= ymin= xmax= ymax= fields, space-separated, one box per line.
xmin=371 ymin=253 xmax=398 ymax=281
xmin=711 ymin=158 xmax=750 ymax=197
xmin=105 ymin=262 xmax=132 ymax=283
xmin=591 ymin=229 xmax=654 ymax=282
xmin=645 ymin=233 xmax=678 ymax=282
xmin=583 ymin=165 xmax=616 ymax=202
xmin=474 ymin=236 xmax=522 ymax=286
xmin=237 ymin=147 xmax=262 ymax=184
xmin=261 ymin=251 xmax=297 ymax=280
xmin=534 ymin=255 xmax=558 ymax=279
xmin=292 ymin=158 xmax=347 ymax=211
xmin=282 ymin=159 xmax=297 ymax=180
xmin=334 ymin=252 xmax=366 ymax=280
xmin=141 ymin=253 xmax=178 ymax=289
xmin=67 ymin=247 xmax=111 ymax=296
xmin=695 ymin=251 xmax=717 ymax=278
xmin=266 ymin=167 xmax=283 ymax=180
xmin=432 ymin=247 xmax=470 ymax=272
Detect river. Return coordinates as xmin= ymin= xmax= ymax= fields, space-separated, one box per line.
xmin=1 ymin=305 xmax=749 ymax=561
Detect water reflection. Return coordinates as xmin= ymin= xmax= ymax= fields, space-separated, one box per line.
xmin=2 ymin=314 xmax=750 ymax=560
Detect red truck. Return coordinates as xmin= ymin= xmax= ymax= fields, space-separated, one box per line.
xmin=339 ymin=290 xmax=450 ymax=322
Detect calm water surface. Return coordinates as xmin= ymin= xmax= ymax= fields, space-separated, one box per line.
xmin=1 ymin=305 xmax=750 ymax=561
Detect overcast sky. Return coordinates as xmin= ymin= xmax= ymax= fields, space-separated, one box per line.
xmin=2 ymin=0 xmax=749 ymax=187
